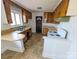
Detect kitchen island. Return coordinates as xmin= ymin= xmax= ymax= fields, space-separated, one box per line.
xmin=1 ymin=27 xmax=32 ymax=53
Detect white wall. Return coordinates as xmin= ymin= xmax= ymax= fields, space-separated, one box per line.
xmin=1 ymin=0 xmax=7 ymax=24
xmin=67 ymin=0 xmax=77 ymax=16
xmin=59 ymin=16 xmax=77 ymax=59
xmin=28 ymin=11 xmax=44 ymax=33
xmin=1 ymin=0 xmax=10 ymax=53
xmin=1 ymin=40 xmax=25 ymax=54
xmin=1 ymin=40 xmax=8 ymax=53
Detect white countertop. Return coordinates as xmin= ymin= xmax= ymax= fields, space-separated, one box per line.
xmin=1 ymin=27 xmax=31 ymax=41
xmin=23 ymin=27 xmax=31 ymax=31
xmin=1 ymin=31 xmax=25 ymax=41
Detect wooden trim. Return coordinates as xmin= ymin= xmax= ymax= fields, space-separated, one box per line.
xmin=22 ymin=8 xmax=28 ymax=23
xmin=3 ymin=0 xmax=12 ymax=24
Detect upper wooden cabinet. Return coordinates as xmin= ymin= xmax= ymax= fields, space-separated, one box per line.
xmin=22 ymin=8 xmax=32 ymax=23
xmin=3 ymin=0 xmax=12 ymax=24
xmin=44 ymin=0 xmax=69 ymax=23
xmin=52 ymin=0 xmax=69 ymax=18
xmin=44 ymin=12 xmax=53 ymax=19
xmin=44 ymin=12 xmax=54 ymax=23
xmin=22 ymin=9 xmax=28 ymax=23
xmin=26 ymin=11 xmax=32 ymax=19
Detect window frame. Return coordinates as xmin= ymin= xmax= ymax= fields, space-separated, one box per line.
xmin=10 ymin=10 xmax=22 ymax=25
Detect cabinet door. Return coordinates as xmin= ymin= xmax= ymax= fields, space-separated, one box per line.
xmin=44 ymin=12 xmax=54 ymax=23
xmin=22 ymin=9 xmax=32 ymax=23
xmin=43 ymin=28 xmax=49 ymax=35
xmin=27 ymin=11 xmax=32 ymax=19
xmin=28 ymin=12 xmax=32 ymax=19
xmin=3 ymin=0 xmax=12 ymax=24
xmin=22 ymin=9 xmax=28 ymax=23
xmin=44 ymin=12 xmax=48 ymax=19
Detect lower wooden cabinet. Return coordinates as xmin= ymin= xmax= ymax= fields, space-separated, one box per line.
xmin=26 ymin=28 xmax=32 ymax=39
xmin=20 ymin=28 xmax=32 ymax=43
xmin=42 ymin=27 xmax=57 ymax=35
xmin=43 ymin=27 xmax=49 ymax=35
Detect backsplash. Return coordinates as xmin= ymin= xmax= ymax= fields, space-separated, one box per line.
xmin=42 ymin=23 xmax=58 ymax=27
xmin=1 ymin=23 xmax=29 ymax=31
xmin=1 ymin=24 xmax=11 ymax=31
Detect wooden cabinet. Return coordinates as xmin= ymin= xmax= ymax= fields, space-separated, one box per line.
xmin=20 ymin=28 xmax=32 ymax=43
xmin=44 ymin=12 xmax=53 ymax=20
xmin=43 ymin=26 xmax=57 ymax=35
xmin=44 ymin=12 xmax=59 ymax=23
xmin=26 ymin=28 xmax=32 ymax=39
xmin=27 ymin=11 xmax=32 ymax=19
xmin=43 ymin=27 xmax=49 ymax=35
xmin=3 ymin=0 xmax=12 ymax=24
xmin=44 ymin=0 xmax=69 ymax=23
xmin=22 ymin=9 xmax=28 ymax=23
xmin=20 ymin=30 xmax=27 ymax=43
xmin=22 ymin=8 xmax=32 ymax=23
xmin=52 ymin=0 xmax=69 ymax=19
xmin=44 ymin=12 xmax=54 ymax=23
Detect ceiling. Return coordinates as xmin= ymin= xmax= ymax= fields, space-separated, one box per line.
xmin=11 ymin=0 xmax=62 ymax=12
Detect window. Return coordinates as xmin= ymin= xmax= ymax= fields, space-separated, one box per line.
xmin=15 ymin=13 xmax=21 ymax=24
xmin=11 ymin=12 xmax=15 ymax=25
xmin=10 ymin=11 xmax=22 ymax=25
xmin=23 ymin=14 xmax=26 ymax=23
xmin=10 ymin=4 xmax=23 ymax=26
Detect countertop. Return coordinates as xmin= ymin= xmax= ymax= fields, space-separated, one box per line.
xmin=1 ymin=27 xmax=31 ymax=41
xmin=1 ymin=31 xmax=25 ymax=41
xmin=22 ymin=27 xmax=31 ymax=32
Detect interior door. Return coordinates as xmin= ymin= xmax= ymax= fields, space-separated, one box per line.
xmin=36 ymin=16 xmax=42 ymax=33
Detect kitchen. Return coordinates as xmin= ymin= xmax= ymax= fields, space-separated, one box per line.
xmin=1 ymin=0 xmax=77 ymax=59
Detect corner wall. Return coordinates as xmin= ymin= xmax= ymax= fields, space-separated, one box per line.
xmin=67 ymin=0 xmax=77 ymax=15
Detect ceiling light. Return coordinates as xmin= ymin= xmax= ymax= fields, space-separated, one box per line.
xmin=37 ymin=7 xmax=42 ymax=9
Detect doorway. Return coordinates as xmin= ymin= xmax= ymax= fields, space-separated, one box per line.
xmin=36 ymin=16 xmax=42 ymax=33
